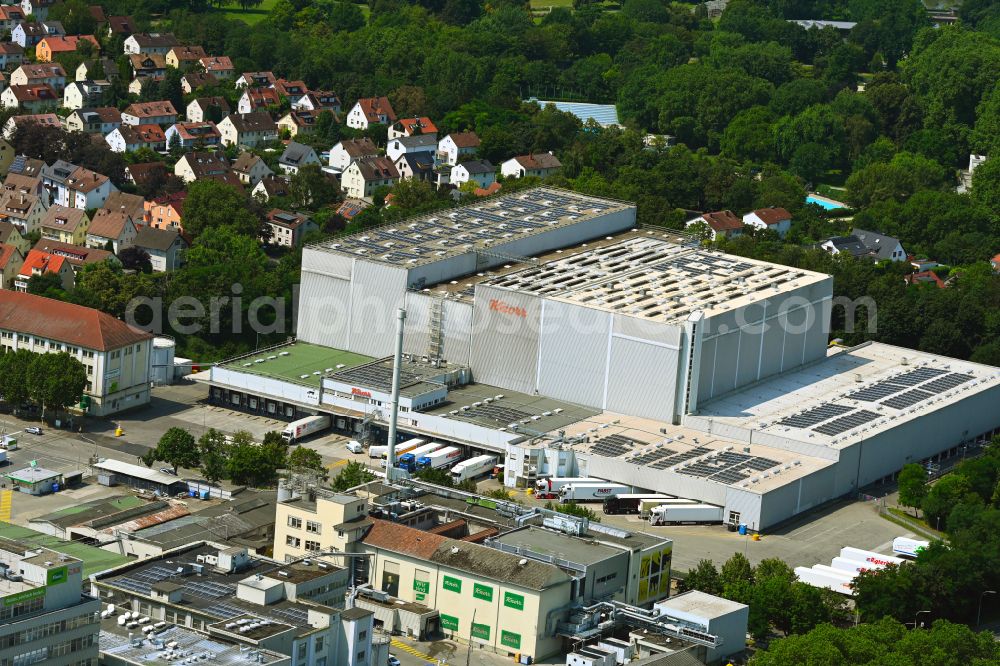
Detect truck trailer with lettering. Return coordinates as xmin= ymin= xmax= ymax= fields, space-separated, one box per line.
xmin=648 ymin=503 xmax=724 ymax=525
xmin=839 ymin=547 xmax=905 ymax=568
xmin=381 ymin=438 xmax=427 ymax=463
xmin=534 ymin=477 xmax=603 ymax=498
xmin=280 ymin=415 xmax=330 ymax=443
xmin=602 ymin=494 xmax=672 ymax=515
xmin=417 ymin=446 xmax=464 ymax=471
xmin=638 ymin=497 xmax=701 ymax=517
xmin=558 ymin=482 xmax=631 ymax=503
xmin=892 ymin=537 xmax=930 ymax=559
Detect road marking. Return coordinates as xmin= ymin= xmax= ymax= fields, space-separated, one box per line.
xmin=325 ymin=459 xmax=348 ymax=469
xmin=390 ymin=639 xmax=436 ymax=662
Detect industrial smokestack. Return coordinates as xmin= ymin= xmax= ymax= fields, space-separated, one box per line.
xmin=385 ymin=308 xmax=406 ymax=481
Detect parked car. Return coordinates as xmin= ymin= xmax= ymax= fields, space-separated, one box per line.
xmin=159 ymin=467 xmax=177 ymax=476
xmin=24 ymin=426 xmax=42 ymax=435
xmin=387 ymin=656 xmax=400 ymax=666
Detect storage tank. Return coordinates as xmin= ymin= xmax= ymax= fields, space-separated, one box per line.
xmin=151 ymin=337 xmax=176 ymax=385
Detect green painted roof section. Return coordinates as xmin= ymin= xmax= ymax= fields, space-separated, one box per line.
xmin=0 ymin=522 xmax=129 ymax=576
xmin=221 ymin=342 xmax=374 ymax=387
xmin=43 ymin=495 xmax=145 ymax=518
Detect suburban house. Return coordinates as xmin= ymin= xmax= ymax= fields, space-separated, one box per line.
xmin=386 ymin=134 xmax=437 ymax=162
xmin=341 ymin=157 xmax=399 ymax=200
xmin=0 ymin=243 xmax=24 ymax=289
xmin=165 ymin=121 xmax=221 ymax=149
xmin=173 ymin=151 xmax=228 ymax=182
xmin=105 ymin=123 xmax=166 ymax=153
xmin=133 ymin=226 xmax=186 ymax=271
xmin=165 ymin=45 xmax=207 ymax=69
xmin=63 ymin=79 xmax=109 ymax=110
xmin=1 ymin=84 xmax=58 ymax=111
xmin=237 ymin=86 xmax=279 ymax=113
xmin=345 ymin=96 xmax=397 ymax=130
xmin=186 ymin=96 xmax=230 ymax=123
xmin=0 ymin=43 xmax=25 ymax=70
xmin=0 ymin=191 xmax=46 ymax=234
xmin=32 ymin=239 xmax=118 ymax=277
xmin=2 ymin=173 xmax=43 ymax=201
xmin=127 ymin=75 xmax=162 ymax=97
xmin=685 ymin=210 xmax=744 ymax=241
xmin=0 ymin=220 xmax=30 ymax=255
xmin=199 ymin=56 xmax=234 ymax=79
xmin=121 ymin=100 xmax=177 ymax=126
xmin=394 ymin=151 xmax=436 ymax=182
xmin=821 ymin=229 xmax=907 ymax=262
xmin=251 ymin=175 xmax=290 ymax=201
xmin=181 ymin=71 xmax=217 ymax=94
xmin=85 ymin=210 xmax=137 ymax=253
xmin=450 ymin=159 xmax=496 ymax=189
xmin=329 ymin=137 xmax=378 ymax=172
xmin=6 ymin=154 xmax=45 ymax=179
xmin=0 ymin=5 xmax=25 ymax=33
xmin=904 ymin=270 xmax=947 ymax=289
xmin=278 ymin=141 xmax=319 ymax=175
xmin=35 ymin=35 xmax=99 ymax=62
xmin=10 ymin=63 xmax=65 ymax=91
xmin=235 ymin=71 xmax=275 ymax=88
xmin=123 ymin=33 xmax=179 ymax=55
xmin=128 ymin=53 xmax=167 ymax=78
xmin=265 ymin=209 xmax=318 ymax=248
xmin=11 ymin=21 xmax=63 ymax=49
xmin=277 ymin=110 xmax=319 ymax=137
xmin=15 ymin=249 xmax=74 ymax=291
xmin=19 ymin=0 xmax=56 ymax=21
xmin=126 ymin=164 xmax=165 ymax=189
xmin=0 ymin=289 xmax=154 ymax=415
xmin=144 ymin=191 xmax=186 ymax=231
xmin=2 ymin=113 xmax=59 ymax=139
xmin=217 ymin=111 xmax=277 ymax=148
xmin=437 ymin=131 xmax=480 ymax=166
xmin=101 ymin=191 xmax=147 ymax=225
xmin=388 ymin=116 xmax=437 ymax=140
xmin=107 ymin=15 xmax=135 ymax=38
xmin=274 ymin=78 xmax=309 ymax=104
xmin=743 ymin=207 xmax=793 ymax=237
xmin=44 ymin=164 xmax=116 ymax=210
xmin=64 ymin=106 xmax=121 ymax=134
xmin=75 ymin=57 xmax=116 ymax=82
xmin=293 ymin=91 xmax=340 ymax=114
xmin=500 ymin=152 xmax=562 ymax=179
xmin=232 ymin=152 xmax=272 ymax=187
xmin=39 ymin=204 xmax=89 ymax=245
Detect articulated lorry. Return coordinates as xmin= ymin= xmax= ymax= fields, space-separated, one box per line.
xmin=416 ymin=446 xmax=464 ymax=471
xmin=280 ymin=415 xmax=330 ymax=443
xmin=534 ymin=477 xmax=603 ymax=499
xmin=397 ymin=442 xmax=443 ymax=472
xmin=892 ymin=537 xmax=930 ymax=559
xmin=648 ymin=503 xmax=724 ymax=525
xmin=449 ymin=454 xmax=496 ymax=482
xmin=558 ymin=482 xmax=631 ymax=503
xmin=602 ymin=494 xmax=673 ymax=515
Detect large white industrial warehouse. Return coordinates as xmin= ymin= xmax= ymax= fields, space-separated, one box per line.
xmin=201 ymin=187 xmax=1000 ymax=529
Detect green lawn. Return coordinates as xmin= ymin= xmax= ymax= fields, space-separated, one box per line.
xmin=215 ymin=0 xmax=280 ymax=25
xmin=222 ymin=342 xmax=374 ymax=386
xmin=0 ymin=522 xmax=130 ymax=577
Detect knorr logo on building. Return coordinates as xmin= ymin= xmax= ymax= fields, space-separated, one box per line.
xmin=503 ymin=591 xmax=524 ymax=610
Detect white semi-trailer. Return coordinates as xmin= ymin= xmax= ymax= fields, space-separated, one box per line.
xmin=417 ymin=446 xmax=464 ymax=471
xmin=535 ymin=477 xmax=601 ymax=493
xmin=280 ymin=415 xmax=330 ymax=443
xmin=892 ymin=537 xmax=930 ymax=559
xmin=649 ymin=503 xmax=724 ymax=525
xmin=450 ymin=455 xmax=496 ymax=482
xmin=795 ymin=566 xmax=855 ymax=595
xmin=559 ymin=482 xmax=631 ymax=503
xmin=830 ymin=556 xmax=888 ymax=575
xmin=839 ymin=547 xmax=905 ymax=568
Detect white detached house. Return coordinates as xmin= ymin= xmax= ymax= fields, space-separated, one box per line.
xmin=743 ymin=207 xmax=792 ymax=237
xmin=450 ymin=159 xmax=495 ymax=189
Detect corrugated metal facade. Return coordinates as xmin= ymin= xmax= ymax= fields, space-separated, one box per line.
xmin=536 ymin=300 xmax=610 ymax=409
xmin=470 ymin=285 xmax=541 ymax=394
xmin=348 ymin=261 xmax=409 ymax=357
xmin=605 ymin=336 xmax=679 ymax=421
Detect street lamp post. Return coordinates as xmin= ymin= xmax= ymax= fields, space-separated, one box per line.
xmin=914 ymin=610 xmax=930 ymax=629
xmin=977 ymin=590 xmax=997 ymax=627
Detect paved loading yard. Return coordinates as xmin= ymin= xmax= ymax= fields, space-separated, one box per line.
xmin=220 ymin=342 xmax=372 ymax=386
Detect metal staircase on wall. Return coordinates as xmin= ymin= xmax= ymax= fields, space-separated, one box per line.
xmin=427 ymin=295 xmax=445 ymax=360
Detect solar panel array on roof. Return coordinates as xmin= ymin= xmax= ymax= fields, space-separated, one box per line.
xmin=676 ymin=451 xmax=780 ymax=484
xmin=849 ymin=382 xmax=907 ymax=402
xmin=888 ymin=367 xmax=947 ymax=386
xmin=650 ymin=446 xmax=713 ymax=470
xmin=268 ymin=606 xmax=309 ymax=625
xmin=590 ymin=434 xmax=639 ymax=457
xmin=882 ymin=389 xmax=934 ymax=410
xmin=462 ymin=403 xmax=531 ymax=425
xmin=185 ymin=580 xmax=236 ymax=599
xmin=814 ymin=409 xmax=880 ymax=436
xmin=778 ymin=403 xmax=853 ymax=429
xmin=919 ymin=372 xmax=972 ymax=394
xmin=203 ymin=602 xmax=247 ymax=620
xmin=630 ymin=448 xmax=677 ymax=466
xmin=332 ymin=364 xmax=420 ymax=392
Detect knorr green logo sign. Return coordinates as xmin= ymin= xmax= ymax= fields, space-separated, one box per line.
xmin=471 ymin=623 xmax=491 ymax=641
xmin=473 ymin=583 xmax=493 ymax=602
xmin=440 ymin=614 xmax=459 ymax=631
xmin=501 ymin=630 xmax=521 ymax=649
xmin=503 ymin=591 xmax=524 ymax=610
xmin=413 ymin=579 xmax=430 ymax=594
xmin=46 ymin=566 xmax=68 ymax=586
xmin=3 ymin=587 xmax=45 ymax=606
xmin=442 ymin=575 xmax=462 ymax=593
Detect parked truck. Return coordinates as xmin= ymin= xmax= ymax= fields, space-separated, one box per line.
xmin=382 ymin=438 xmax=426 ymax=462
xmin=558 ymin=482 xmax=631 ymax=503
xmin=892 ymin=537 xmax=929 ymax=559
xmin=534 ymin=476 xmax=603 ymax=499
xmin=280 ymin=415 xmax=330 ymax=444
xmin=417 ymin=446 xmax=464 ymax=471
xmin=369 ymin=445 xmax=388 ymax=459
xmin=648 ymin=503 xmax=724 ymax=525
xmin=638 ymin=498 xmax=700 ymax=517
xmin=450 ymin=454 xmax=497 ymax=483
xmin=839 ymin=547 xmax=904 ymax=568
xmin=397 ymin=442 xmax=443 ymax=472
xmin=795 ymin=565 xmax=855 ymax=595
xmin=602 ymin=494 xmax=672 ymax=515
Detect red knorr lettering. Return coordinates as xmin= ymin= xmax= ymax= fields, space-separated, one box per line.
xmin=489 ymin=299 xmax=527 ymax=318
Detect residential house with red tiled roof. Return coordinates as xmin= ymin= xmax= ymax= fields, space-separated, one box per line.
xmin=276 ymin=110 xmax=318 ymax=138
xmin=144 ymin=191 xmax=186 ymax=231
xmin=500 ymin=152 xmax=562 ymax=179
xmin=199 ymin=56 xmax=233 ymax=79
xmin=36 ymin=35 xmax=99 ymax=62
xmin=10 ymin=62 xmax=65 ymax=91
xmin=15 ymin=248 xmax=73 ymax=291
xmin=274 ymin=78 xmax=308 ymax=104
xmin=345 ymin=96 xmax=396 ymax=130
xmin=685 ymin=210 xmax=744 ymax=241
xmin=0 ymin=243 xmax=24 ymax=289
xmin=388 ymin=116 xmax=437 ymax=140
xmin=102 ymin=190 xmax=147 ymax=223
xmin=0 ymin=83 xmax=58 ymax=112
xmin=2 ymin=112 xmax=60 ymax=139
xmin=32 ymin=239 xmax=118 ymax=278
xmin=165 ymin=121 xmax=221 ymax=149
xmin=165 ymin=45 xmax=206 ymax=69
xmin=437 ymin=131 xmax=480 ymax=166
xmin=121 ymin=100 xmax=177 ymax=126
xmin=86 ymin=209 xmax=137 ymax=252
xmin=0 ymin=5 xmax=25 ymax=32
xmin=106 ymin=123 xmax=167 ymax=152
xmin=236 ymin=87 xmax=279 ymax=114
xmin=0 ymin=289 xmax=154 ymax=414
xmin=743 ymin=207 xmax=792 ymax=237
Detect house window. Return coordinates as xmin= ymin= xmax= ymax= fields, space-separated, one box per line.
xmin=288 ymin=516 xmax=302 ymax=529
xmin=306 ymin=521 xmax=321 ymax=534
xmin=285 ymin=536 xmax=300 ymax=548
xmin=305 ymin=540 xmax=320 ymax=551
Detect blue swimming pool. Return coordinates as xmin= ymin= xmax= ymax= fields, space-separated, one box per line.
xmin=806 ymin=194 xmax=846 ymax=210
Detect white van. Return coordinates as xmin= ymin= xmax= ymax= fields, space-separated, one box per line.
xmin=346 ymin=440 xmax=364 ymax=454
